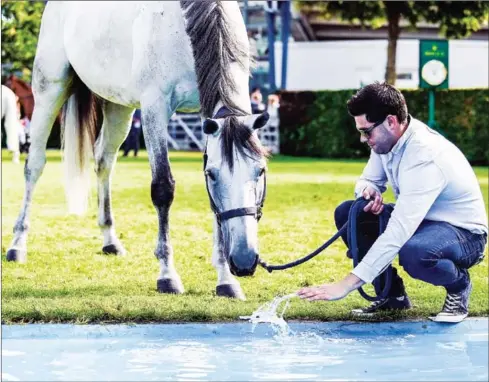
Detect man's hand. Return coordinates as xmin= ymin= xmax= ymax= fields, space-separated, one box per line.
xmin=296 ymin=273 xmax=365 ymax=302
xmin=362 ymin=186 xmax=384 ymax=215
xmin=296 ymin=283 xmax=351 ymax=301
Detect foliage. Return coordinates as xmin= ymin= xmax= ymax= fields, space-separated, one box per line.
xmin=279 ymin=89 xmax=365 ymax=159
xmin=295 ymin=1 xmax=489 ymax=84
xmin=279 ymin=88 xmax=489 ymax=165
xmin=417 ymin=2 xmax=489 ymax=39
xmin=2 ymin=151 xmax=487 ymax=323
xmin=1 ymin=1 xmax=45 ymax=82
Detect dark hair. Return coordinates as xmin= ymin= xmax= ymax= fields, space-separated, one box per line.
xmin=250 ymin=87 xmax=261 ymax=94
xmin=346 ymin=82 xmax=408 ymax=124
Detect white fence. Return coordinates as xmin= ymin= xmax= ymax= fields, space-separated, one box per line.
xmin=168 ymin=113 xmax=280 ymax=154
xmin=273 ymin=39 xmax=489 ymax=90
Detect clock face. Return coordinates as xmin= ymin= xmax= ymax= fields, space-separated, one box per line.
xmin=421 ymin=59 xmax=448 ymax=87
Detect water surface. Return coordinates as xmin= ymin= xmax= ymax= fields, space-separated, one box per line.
xmin=2 ymin=319 xmax=487 ymax=381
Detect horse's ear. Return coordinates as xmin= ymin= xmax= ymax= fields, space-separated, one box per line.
xmin=251 ymin=111 xmax=269 ymax=130
xmin=203 ymin=118 xmax=219 ymax=135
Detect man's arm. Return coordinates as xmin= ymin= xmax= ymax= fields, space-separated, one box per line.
xmin=354 ymin=151 xmax=388 ymax=198
xmin=298 ymin=159 xmax=446 ymax=301
xmin=352 ymin=160 xmax=447 ymax=283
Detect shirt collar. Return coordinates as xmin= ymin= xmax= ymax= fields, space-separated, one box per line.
xmin=390 ymin=114 xmax=414 ymax=155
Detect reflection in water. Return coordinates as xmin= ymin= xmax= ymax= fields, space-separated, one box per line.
xmin=2 ymin=320 xmax=488 ymax=381
xmin=125 ymin=341 xmax=216 ymax=380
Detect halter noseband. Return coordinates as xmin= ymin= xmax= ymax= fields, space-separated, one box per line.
xmin=203 ymin=106 xmax=267 ymax=226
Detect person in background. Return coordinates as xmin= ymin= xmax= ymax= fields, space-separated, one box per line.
xmin=250 ymin=87 xmax=266 ymax=114
xmin=15 ymin=95 xmax=28 ymax=155
xmin=123 ymin=109 xmax=142 ymax=157
xmin=297 ymin=82 xmax=488 ymax=323
xmin=266 ymin=93 xmax=280 ymax=129
xmin=19 ymin=115 xmax=30 ymax=154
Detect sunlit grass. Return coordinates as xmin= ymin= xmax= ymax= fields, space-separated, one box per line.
xmin=2 ymin=149 xmax=488 ymax=323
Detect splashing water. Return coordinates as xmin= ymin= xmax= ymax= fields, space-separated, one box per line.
xmin=240 ymin=293 xmax=297 ymax=336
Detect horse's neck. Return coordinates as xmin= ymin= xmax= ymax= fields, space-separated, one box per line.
xmin=207 ymin=51 xmax=252 ymax=117
xmin=220 ymin=3 xmax=252 ymax=115
xmin=212 ymin=63 xmax=252 ymax=118
xmin=225 ymin=62 xmax=252 ymax=115
xmin=15 ymin=80 xmax=31 ymax=94
xmin=183 ymin=1 xmax=252 ymax=117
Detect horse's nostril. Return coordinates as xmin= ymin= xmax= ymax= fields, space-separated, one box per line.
xmin=229 ymin=255 xmax=258 ymax=277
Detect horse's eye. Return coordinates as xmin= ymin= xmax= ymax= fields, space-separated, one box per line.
xmin=205 ymin=170 xmax=216 ymax=181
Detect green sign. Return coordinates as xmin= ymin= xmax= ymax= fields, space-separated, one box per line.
xmin=419 ymin=40 xmax=449 ymax=89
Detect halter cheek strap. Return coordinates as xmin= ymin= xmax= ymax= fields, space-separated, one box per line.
xmin=204 ymin=156 xmax=266 ymax=226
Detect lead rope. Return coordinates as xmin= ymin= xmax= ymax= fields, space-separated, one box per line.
xmin=258 ymin=198 xmax=392 ymax=302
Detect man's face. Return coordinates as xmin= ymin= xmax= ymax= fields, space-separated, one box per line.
xmin=251 ymin=91 xmax=262 ymax=103
xmin=354 ymin=114 xmax=398 ymax=155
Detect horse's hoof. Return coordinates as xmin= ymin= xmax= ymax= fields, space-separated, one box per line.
xmin=102 ymin=244 xmax=126 ymax=256
xmin=157 ymin=279 xmax=184 ymax=294
xmin=216 ymin=284 xmax=246 ymax=300
xmin=6 ymin=248 xmax=27 ymax=263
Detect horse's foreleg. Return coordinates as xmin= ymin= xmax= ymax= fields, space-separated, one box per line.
xmin=94 ymin=102 xmax=134 ymax=255
xmin=3 ymin=93 xmax=21 ymax=164
xmin=212 ymin=219 xmax=246 ymax=300
xmin=141 ymin=100 xmax=184 ymax=294
xmin=7 ymin=82 xmax=71 ymax=263
xmin=12 ymin=151 xmax=20 ymax=164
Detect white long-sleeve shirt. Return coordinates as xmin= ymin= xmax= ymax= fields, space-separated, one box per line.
xmin=352 ymin=116 xmax=488 ymax=283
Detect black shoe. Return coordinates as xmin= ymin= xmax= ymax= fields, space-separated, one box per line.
xmin=430 ymin=280 xmax=472 ymax=323
xmin=351 ymin=295 xmax=412 ymax=316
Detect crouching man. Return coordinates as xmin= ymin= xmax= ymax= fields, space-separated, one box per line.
xmin=297 ymin=82 xmax=487 ymax=323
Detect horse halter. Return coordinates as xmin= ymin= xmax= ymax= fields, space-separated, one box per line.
xmin=203 ymin=106 xmax=267 ymax=226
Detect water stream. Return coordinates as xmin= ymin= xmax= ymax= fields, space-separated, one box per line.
xmin=240 ymin=293 xmax=297 ymax=336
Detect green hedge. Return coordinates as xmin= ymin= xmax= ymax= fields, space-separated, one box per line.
xmin=278 ymin=88 xmax=489 ymax=165
xmin=3 ymin=88 xmax=488 ymax=165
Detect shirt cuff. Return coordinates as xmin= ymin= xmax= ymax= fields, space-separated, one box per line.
xmin=351 ymin=261 xmax=377 ymax=284
xmin=354 ymin=182 xmax=382 ymax=199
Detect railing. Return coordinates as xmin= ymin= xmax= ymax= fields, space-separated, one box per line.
xmin=168 ymin=113 xmax=280 ymax=154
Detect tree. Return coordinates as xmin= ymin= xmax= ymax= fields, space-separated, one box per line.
xmin=295 ymin=1 xmax=489 ymax=85
xmin=1 ymin=1 xmax=45 ymax=82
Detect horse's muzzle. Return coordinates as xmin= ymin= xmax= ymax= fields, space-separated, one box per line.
xmin=229 ymin=254 xmax=259 ymax=277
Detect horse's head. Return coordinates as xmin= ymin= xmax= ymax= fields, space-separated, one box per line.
xmin=203 ymin=110 xmax=270 ymax=277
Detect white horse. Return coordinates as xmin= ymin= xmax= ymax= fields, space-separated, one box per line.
xmin=1 ymin=84 xmax=22 ymax=163
xmin=6 ymin=1 xmax=270 ymax=300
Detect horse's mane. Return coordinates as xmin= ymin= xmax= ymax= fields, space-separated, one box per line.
xmin=180 ymin=1 xmax=268 ymax=170
xmin=180 ymin=1 xmax=249 ymax=118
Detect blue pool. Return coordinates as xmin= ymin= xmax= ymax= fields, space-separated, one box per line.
xmin=2 ymin=319 xmax=487 ymax=381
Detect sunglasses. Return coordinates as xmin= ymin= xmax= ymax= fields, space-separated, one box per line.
xmin=357 ymin=118 xmax=386 ymax=139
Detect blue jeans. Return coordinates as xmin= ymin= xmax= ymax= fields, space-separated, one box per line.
xmin=335 ymin=200 xmax=487 ymax=295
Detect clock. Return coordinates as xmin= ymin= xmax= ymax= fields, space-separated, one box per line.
xmin=421 ymin=59 xmax=448 ymax=87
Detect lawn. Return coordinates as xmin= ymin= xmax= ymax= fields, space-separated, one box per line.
xmin=2 ymin=150 xmax=488 ymax=323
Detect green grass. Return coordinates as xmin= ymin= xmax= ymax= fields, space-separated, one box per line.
xmin=2 ymin=150 xmax=488 ymax=323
